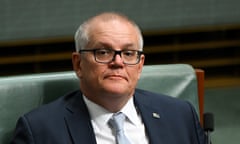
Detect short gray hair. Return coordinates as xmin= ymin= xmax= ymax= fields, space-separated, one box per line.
xmin=74 ymin=12 xmax=143 ymax=52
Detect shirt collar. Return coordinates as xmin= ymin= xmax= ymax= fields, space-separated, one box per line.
xmin=83 ymin=95 xmax=140 ymax=128
xmin=121 ymin=97 xmax=140 ymax=126
xmin=83 ymin=95 xmax=112 ymax=128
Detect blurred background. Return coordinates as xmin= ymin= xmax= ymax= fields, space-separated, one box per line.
xmin=0 ymin=0 xmax=239 ymax=143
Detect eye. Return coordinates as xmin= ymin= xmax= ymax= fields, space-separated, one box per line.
xmin=96 ymin=49 xmax=111 ymax=56
xmin=123 ymin=50 xmax=136 ymax=57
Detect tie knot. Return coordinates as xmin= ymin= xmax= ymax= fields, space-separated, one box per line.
xmin=108 ymin=112 xmax=131 ymax=144
xmin=109 ymin=112 xmax=126 ymax=132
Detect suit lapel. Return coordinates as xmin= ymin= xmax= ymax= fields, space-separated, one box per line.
xmin=64 ymin=91 xmax=97 ymax=144
xmin=134 ymin=91 xmax=171 ymax=144
xmin=62 ymin=90 xmax=176 ymax=144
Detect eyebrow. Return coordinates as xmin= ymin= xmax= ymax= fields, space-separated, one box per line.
xmin=94 ymin=42 xmax=136 ymax=50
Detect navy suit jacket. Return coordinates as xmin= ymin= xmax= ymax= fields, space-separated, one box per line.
xmin=11 ymin=89 xmax=205 ymax=144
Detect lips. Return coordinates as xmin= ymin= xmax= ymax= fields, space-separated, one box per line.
xmin=104 ymin=74 xmax=127 ymax=81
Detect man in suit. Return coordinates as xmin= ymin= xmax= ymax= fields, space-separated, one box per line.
xmin=11 ymin=12 xmax=205 ymax=144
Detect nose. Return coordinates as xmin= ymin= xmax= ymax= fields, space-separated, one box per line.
xmin=111 ymin=52 xmax=124 ymax=64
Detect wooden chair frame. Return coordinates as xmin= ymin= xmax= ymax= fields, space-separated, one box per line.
xmin=195 ymin=69 xmax=204 ymax=126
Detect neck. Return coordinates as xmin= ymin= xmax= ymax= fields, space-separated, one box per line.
xmin=83 ymin=91 xmax=132 ymax=113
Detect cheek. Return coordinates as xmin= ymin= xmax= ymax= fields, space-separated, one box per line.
xmin=128 ymin=68 xmax=141 ymax=84
xmin=129 ymin=65 xmax=143 ymax=87
xmin=81 ymin=63 xmax=105 ymax=81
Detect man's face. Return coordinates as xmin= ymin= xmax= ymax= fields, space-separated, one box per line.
xmin=73 ymin=20 xmax=145 ymax=102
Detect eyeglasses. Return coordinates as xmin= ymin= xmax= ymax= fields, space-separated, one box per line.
xmin=79 ymin=48 xmax=143 ymax=65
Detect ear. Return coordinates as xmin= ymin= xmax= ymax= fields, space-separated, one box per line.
xmin=137 ymin=54 xmax=145 ymax=79
xmin=72 ymin=52 xmax=82 ymax=78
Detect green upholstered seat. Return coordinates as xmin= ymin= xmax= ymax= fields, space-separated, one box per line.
xmin=0 ymin=64 xmax=199 ymax=144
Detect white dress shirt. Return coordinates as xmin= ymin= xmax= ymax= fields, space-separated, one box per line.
xmin=83 ymin=95 xmax=149 ymax=144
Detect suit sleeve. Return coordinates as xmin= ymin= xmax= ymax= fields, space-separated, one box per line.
xmin=186 ymin=102 xmax=206 ymax=144
xmin=10 ymin=116 xmax=35 ymax=144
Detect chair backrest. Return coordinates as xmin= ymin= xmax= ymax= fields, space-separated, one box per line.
xmin=0 ymin=64 xmax=201 ymax=144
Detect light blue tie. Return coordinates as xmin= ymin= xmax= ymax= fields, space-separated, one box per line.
xmin=109 ymin=112 xmax=131 ymax=144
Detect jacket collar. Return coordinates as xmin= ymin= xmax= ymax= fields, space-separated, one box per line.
xmin=64 ymin=91 xmax=97 ymax=144
xmin=63 ymin=89 xmax=168 ymax=144
xmin=134 ymin=89 xmax=171 ymax=144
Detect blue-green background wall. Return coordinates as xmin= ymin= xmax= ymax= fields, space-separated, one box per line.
xmin=1 ymin=0 xmax=240 ymax=41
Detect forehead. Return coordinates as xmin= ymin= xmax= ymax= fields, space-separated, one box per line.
xmin=88 ymin=19 xmax=139 ymax=46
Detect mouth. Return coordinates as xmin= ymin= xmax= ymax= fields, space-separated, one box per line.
xmin=104 ymin=74 xmax=127 ymax=81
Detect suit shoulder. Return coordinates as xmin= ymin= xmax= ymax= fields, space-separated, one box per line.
xmin=134 ymin=88 xmax=192 ymax=110
xmin=135 ymin=88 xmax=185 ymax=103
xmin=24 ymin=90 xmax=81 ymax=120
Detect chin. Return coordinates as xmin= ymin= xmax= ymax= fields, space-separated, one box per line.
xmin=103 ymin=85 xmax=130 ymax=95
